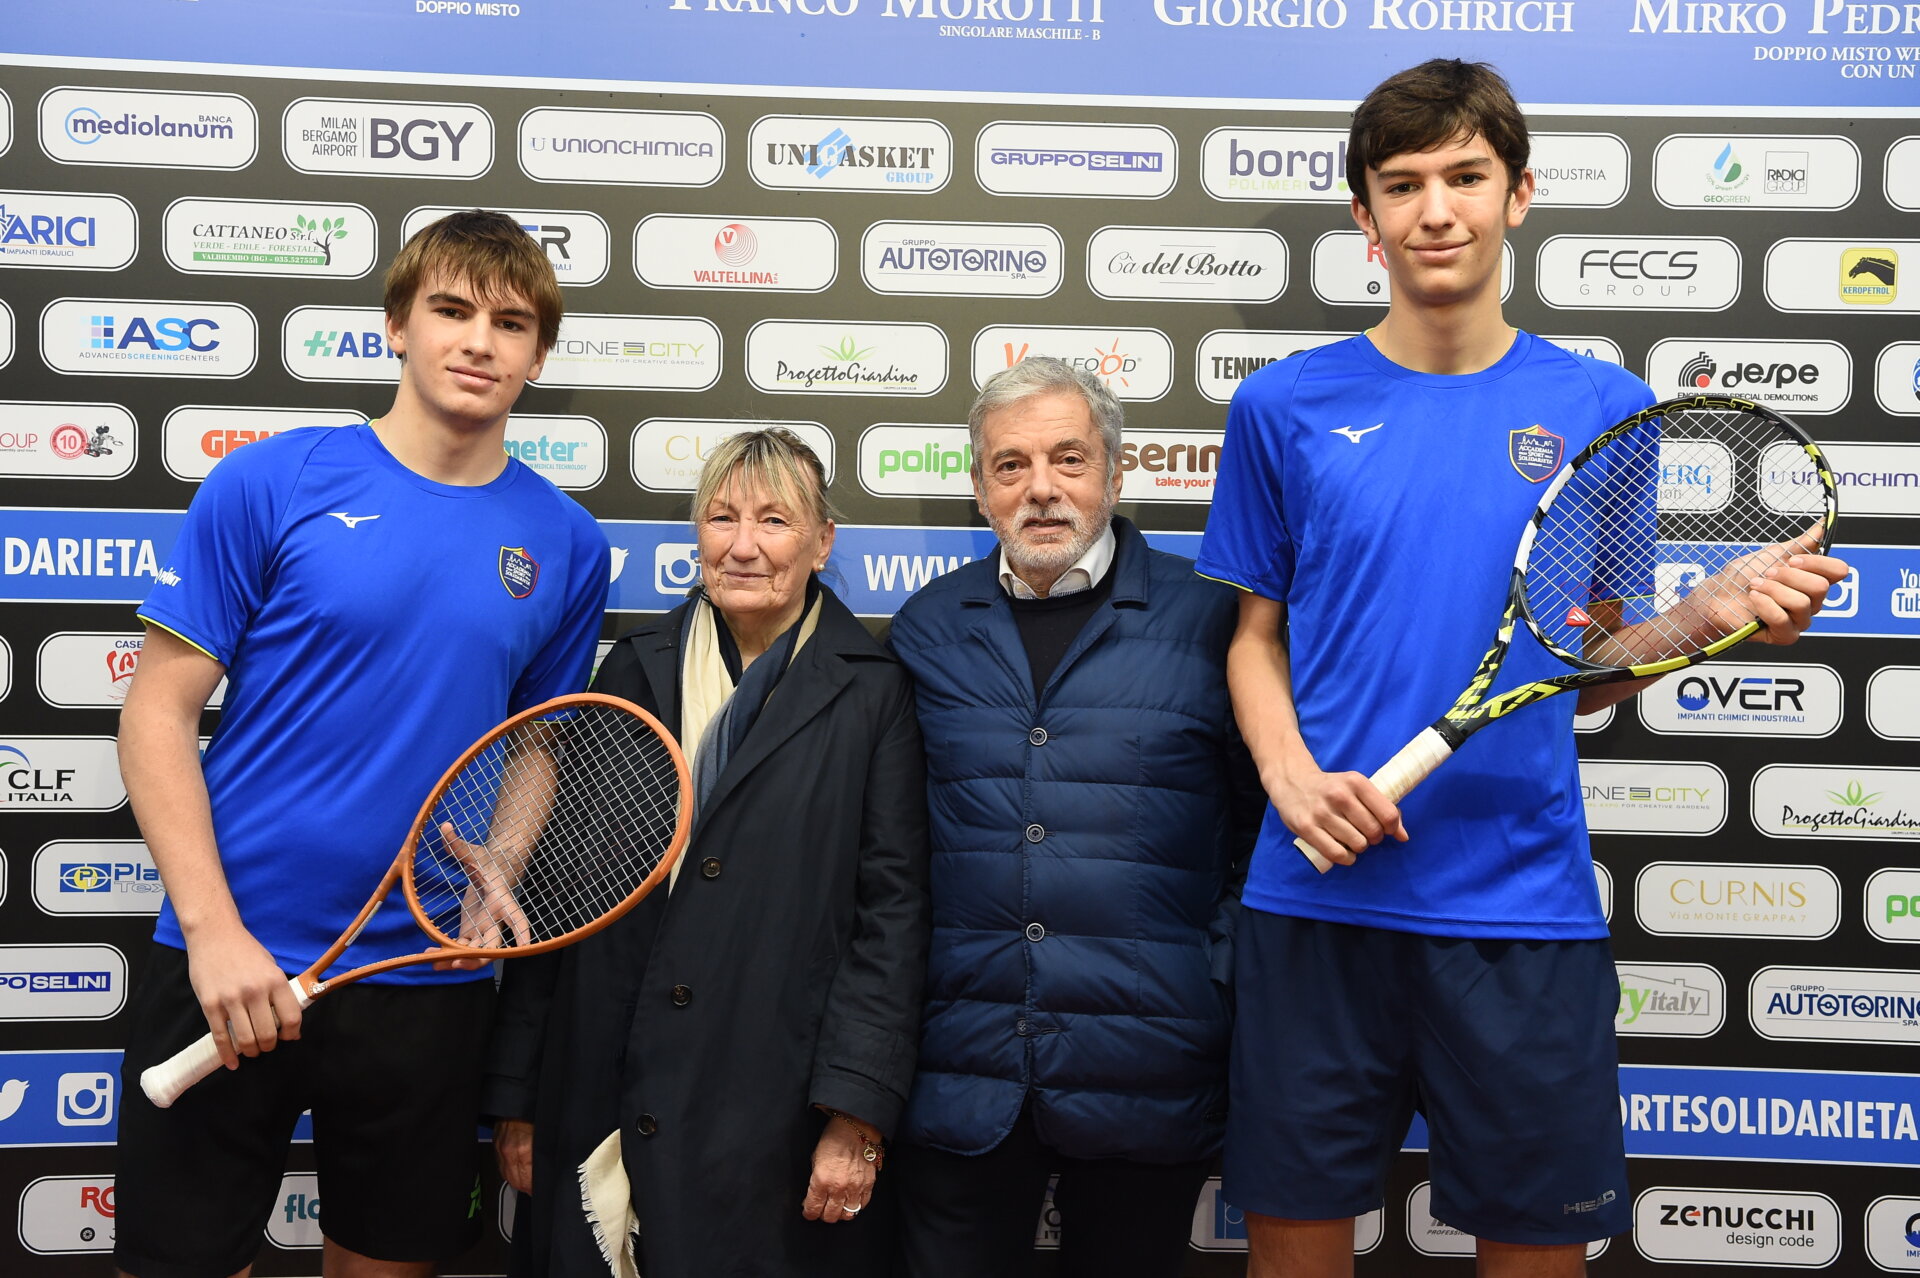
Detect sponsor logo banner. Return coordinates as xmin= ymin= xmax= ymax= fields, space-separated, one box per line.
xmin=0 ymin=637 xmax=10 ymax=701
xmin=36 ymin=632 xmax=224 ymax=710
xmin=1647 ymin=338 xmax=1851 ymax=413
xmin=0 ymin=402 xmax=135 ymax=481
xmin=1621 ymin=1063 xmax=1920 ymax=1167
xmin=978 ymin=121 xmax=1173 ymax=199
xmin=1753 ymin=764 xmax=1920 ymax=841
xmin=1528 ymin=132 xmax=1630 ymax=208
xmin=1890 ymin=138 xmax=1920 ymax=212
xmin=1195 ymin=330 xmax=1347 ymax=403
xmin=1752 ymin=966 xmax=1920 ymax=1046
xmin=972 ymin=325 xmax=1171 ymax=401
xmin=0 ymin=299 xmax=12 ymax=369
xmin=1199 ymin=127 xmax=1345 ymax=202
xmin=0 ymin=945 xmax=126 ymax=1020
xmin=1189 ymin=1177 xmax=1381 ymax=1253
xmin=537 ymin=314 xmax=721 ymax=391
xmin=1765 ymin=440 xmax=1920 ymax=517
xmin=1633 ymin=1188 xmax=1839 ymax=1267
xmin=1671 ymin=544 xmax=1920 ymax=640
xmin=282 ymin=97 xmax=491 ymax=179
xmin=602 ymin=520 xmax=1202 ymax=616
xmin=505 ymin=415 xmax=605 ymax=491
xmin=41 ymin=298 xmax=255 ymax=379
xmin=630 ymin=419 xmax=835 ymax=493
xmin=1579 ymin=759 xmax=1726 ymax=835
xmin=1868 ymin=668 xmax=1920 ymax=742
xmin=1537 ymin=235 xmax=1740 ymax=311
xmin=0 ymin=191 xmax=137 ymax=271
xmin=1542 ymin=335 xmax=1625 ymax=365
xmin=1866 ymin=1194 xmax=1920 ymax=1271
xmin=1409 ymin=1183 xmax=1605 ymax=1259
xmin=1653 ymin=134 xmax=1860 ymax=210
xmin=862 ymin=220 xmax=1059 ymax=298
xmin=161 ymin=406 xmax=361 ymax=482
xmin=18 ymin=1175 xmax=115 ymax=1254
xmin=39 ymin=87 xmax=256 ymax=171
xmin=31 ymin=841 xmax=161 ymax=918
xmin=1639 ymin=662 xmax=1842 ymax=737
xmin=268 ymin=1173 xmax=322 ymax=1249
xmin=0 ymin=89 xmax=10 ymax=158
xmin=1864 ymin=867 xmax=1920 ymax=944
xmin=0 ymin=738 xmax=126 ymax=811
xmin=406 ymin=205 xmax=608 ymax=287
xmin=1767 ymin=238 xmax=1915 ymax=312
xmin=1313 ymin=230 xmax=1513 ymax=306
xmin=1120 ymin=430 xmax=1224 ymax=504
xmin=640 ymin=215 xmax=836 ymax=293
xmin=747 ymin=320 xmax=945 ymax=397
xmin=0 ymin=508 xmax=185 ymax=603
xmin=518 ymin=107 xmax=723 ymax=187
xmin=164 ymin=197 xmax=375 ymax=279
xmin=1618 ymin=962 xmax=1726 ymax=1038
xmin=282 ymin=306 xmax=397 ymax=383
xmin=1087 ymin=226 xmax=1284 ymax=304
xmin=751 ymin=115 xmax=949 ymax=194
xmin=1636 ymin=861 xmax=1840 ymax=940
xmin=1874 ymin=340 xmax=1920 ymax=416
xmin=858 ymin=424 xmax=971 ymax=499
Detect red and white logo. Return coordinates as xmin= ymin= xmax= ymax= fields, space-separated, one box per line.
xmin=48 ymin=423 xmax=87 ymax=459
xmin=714 ymin=223 xmax=757 ymax=267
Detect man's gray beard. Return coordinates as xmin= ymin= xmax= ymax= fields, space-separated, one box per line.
xmin=992 ymin=497 xmax=1114 ymax=583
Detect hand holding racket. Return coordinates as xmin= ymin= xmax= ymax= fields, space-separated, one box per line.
xmin=1294 ymin=394 xmax=1844 ymax=872
xmin=143 ymin=692 xmax=691 ymax=1106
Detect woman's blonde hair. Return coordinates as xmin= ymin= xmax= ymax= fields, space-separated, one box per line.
xmin=691 ymin=428 xmax=841 ymax=529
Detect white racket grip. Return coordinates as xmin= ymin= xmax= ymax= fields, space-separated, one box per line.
xmin=141 ymin=977 xmax=313 ymax=1108
xmin=1292 ymin=726 xmax=1455 ymax=874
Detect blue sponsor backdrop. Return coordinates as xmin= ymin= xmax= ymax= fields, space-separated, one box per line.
xmin=8 ymin=1 xmax=1920 ymax=109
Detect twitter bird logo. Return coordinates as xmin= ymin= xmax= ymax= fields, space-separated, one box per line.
xmin=0 ymin=1079 xmax=28 ymax=1121
xmin=609 ymin=547 xmax=630 ymax=582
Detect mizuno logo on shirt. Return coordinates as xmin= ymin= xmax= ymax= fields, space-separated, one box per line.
xmin=1329 ymin=423 xmax=1384 ymax=443
xmin=327 ymin=513 xmax=381 ymax=528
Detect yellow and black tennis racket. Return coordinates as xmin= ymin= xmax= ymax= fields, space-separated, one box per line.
xmin=1296 ymin=393 xmax=1837 ymax=872
xmin=143 ymin=692 xmax=691 ymax=1105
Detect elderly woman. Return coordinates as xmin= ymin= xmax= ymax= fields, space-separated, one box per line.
xmin=483 ymin=428 xmax=930 ymax=1278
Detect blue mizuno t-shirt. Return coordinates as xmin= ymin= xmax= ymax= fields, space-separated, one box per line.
xmin=1195 ymin=332 xmax=1655 ymax=939
xmin=139 ymin=425 xmax=611 ymax=983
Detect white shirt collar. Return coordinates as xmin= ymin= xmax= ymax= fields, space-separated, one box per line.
xmin=997 ymin=522 xmax=1117 ymax=600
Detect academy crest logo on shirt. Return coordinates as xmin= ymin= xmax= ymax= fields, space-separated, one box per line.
xmin=498 ymin=546 xmax=538 ymax=599
xmin=1509 ymin=425 xmax=1566 ymax=482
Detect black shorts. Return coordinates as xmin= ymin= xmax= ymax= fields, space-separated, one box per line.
xmin=114 ymin=943 xmax=495 ymax=1278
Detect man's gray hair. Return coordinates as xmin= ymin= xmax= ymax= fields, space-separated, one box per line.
xmin=967 ymin=356 xmax=1125 ymax=478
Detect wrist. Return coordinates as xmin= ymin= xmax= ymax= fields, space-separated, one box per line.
xmin=816 ymin=1107 xmax=886 ymax=1169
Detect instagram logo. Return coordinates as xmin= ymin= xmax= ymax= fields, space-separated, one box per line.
xmin=57 ymin=1072 xmax=115 ymax=1127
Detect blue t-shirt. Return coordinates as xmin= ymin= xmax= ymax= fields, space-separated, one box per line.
xmin=138 ymin=425 xmax=611 ymax=983
xmin=1195 ymin=332 xmax=1655 ymax=939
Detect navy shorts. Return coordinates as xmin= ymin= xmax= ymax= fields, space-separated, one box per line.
xmin=1224 ymin=911 xmax=1630 ymax=1246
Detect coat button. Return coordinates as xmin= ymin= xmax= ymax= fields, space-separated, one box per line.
xmin=1025 ymin=823 xmax=1045 ymax=843
xmin=1028 ymin=727 xmax=1048 ymax=746
xmin=670 ymin=984 xmax=692 ymax=1006
xmin=1025 ymin=922 xmax=1046 ymax=942
xmin=700 ymin=857 xmax=721 ymax=879
xmin=637 ymin=1113 xmax=658 ymax=1137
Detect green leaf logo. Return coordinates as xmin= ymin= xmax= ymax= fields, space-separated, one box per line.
xmin=818 ymin=336 xmax=873 ymax=363
xmin=1826 ymin=780 xmax=1882 ymax=807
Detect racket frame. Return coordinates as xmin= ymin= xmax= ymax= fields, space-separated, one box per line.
xmin=1294 ymin=393 xmax=1836 ymax=870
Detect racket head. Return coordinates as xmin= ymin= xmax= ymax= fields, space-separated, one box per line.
xmin=399 ymin=692 xmax=691 ymax=958
xmin=1514 ymin=394 xmax=1836 ymax=676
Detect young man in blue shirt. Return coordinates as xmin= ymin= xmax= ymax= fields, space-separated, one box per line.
xmin=115 ymin=210 xmax=610 ymax=1278
xmin=1197 ymin=60 xmax=1847 ymax=1278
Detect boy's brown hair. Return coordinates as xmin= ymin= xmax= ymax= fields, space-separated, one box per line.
xmin=1347 ymin=59 xmax=1529 ymax=211
xmin=382 ymin=209 xmax=563 ymax=354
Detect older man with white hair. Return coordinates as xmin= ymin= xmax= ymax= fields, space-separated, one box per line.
xmin=887 ymin=356 xmax=1260 ymax=1277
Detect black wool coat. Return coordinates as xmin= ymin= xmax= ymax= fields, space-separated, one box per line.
xmin=482 ymin=587 xmax=931 ymax=1278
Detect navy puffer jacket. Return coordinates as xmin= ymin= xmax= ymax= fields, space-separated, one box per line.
xmin=888 ymin=518 xmax=1258 ymax=1164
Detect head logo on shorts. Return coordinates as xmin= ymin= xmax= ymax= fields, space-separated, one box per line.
xmin=498 ymin=546 xmax=539 ymax=599
xmin=1509 ymin=425 xmax=1566 ymax=482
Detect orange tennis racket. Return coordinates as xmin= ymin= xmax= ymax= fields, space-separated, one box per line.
xmin=142 ymin=692 xmax=691 ymax=1107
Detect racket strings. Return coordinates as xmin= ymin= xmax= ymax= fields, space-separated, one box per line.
xmin=410 ymin=703 xmax=685 ymax=949
xmin=1524 ymin=404 xmax=1828 ymax=666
